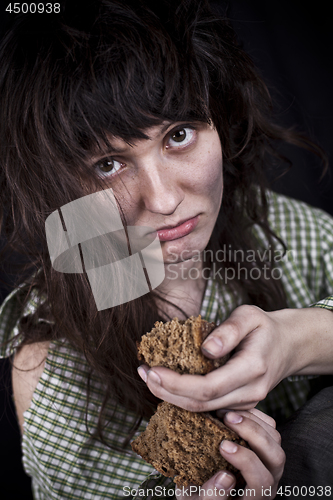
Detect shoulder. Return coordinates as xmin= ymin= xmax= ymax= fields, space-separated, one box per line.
xmin=12 ymin=341 xmax=50 ymax=433
xmin=0 ymin=280 xmax=49 ymax=358
xmin=267 ymin=190 xmax=333 ymax=223
xmin=266 ymin=190 xmax=333 ymax=250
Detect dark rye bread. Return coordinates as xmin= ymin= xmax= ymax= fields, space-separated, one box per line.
xmin=132 ymin=401 xmax=246 ymax=487
xmin=132 ymin=315 xmax=247 ymax=487
xmin=137 ymin=315 xmax=229 ymax=374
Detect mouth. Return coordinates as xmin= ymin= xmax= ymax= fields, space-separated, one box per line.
xmin=155 ymin=215 xmax=199 ymax=242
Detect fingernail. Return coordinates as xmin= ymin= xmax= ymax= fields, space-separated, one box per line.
xmin=220 ymin=440 xmax=238 ymax=453
xmin=215 ymin=471 xmax=235 ymax=490
xmin=225 ymin=411 xmax=243 ymax=424
xmin=147 ymin=369 xmax=161 ymax=385
xmin=137 ymin=366 xmax=147 ymax=383
xmin=202 ymin=337 xmax=223 ymax=356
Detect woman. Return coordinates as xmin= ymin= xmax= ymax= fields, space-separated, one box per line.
xmin=0 ymin=0 xmax=332 ymax=498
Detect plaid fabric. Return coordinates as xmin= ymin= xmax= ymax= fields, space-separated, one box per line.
xmin=1 ymin=191 xmax=333 ymax=499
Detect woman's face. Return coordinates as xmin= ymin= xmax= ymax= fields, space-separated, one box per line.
xmin=93 ymin=121 xmax=223 ymax=265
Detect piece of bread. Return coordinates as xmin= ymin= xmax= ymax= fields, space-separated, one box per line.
xmin=137 ymin=315 xmax=229 ymax=374
xmin=132 ymin=315 xmax=247 ymax=487
xmin=132 ymin=401 xmax=246 ymax=487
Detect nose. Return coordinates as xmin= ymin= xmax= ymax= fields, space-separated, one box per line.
xmin=138 ymin=158 xmax=184 ymax=216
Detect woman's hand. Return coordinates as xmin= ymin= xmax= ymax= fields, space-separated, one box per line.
xmin=176 ymin=409 xmax=285 ymax=499
xmin=138 ymin=305 xmax=333 ymax=412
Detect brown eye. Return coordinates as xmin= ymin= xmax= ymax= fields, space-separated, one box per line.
xmin=167 ymin=127 xmax=195 ymax=148
xmin=95 ymin=158 xmax=123 ymax=177
xmin=171 ymin=129 xmax=187 ymax=143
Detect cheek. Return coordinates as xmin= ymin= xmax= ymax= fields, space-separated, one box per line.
xmin=201 ymin=160 xmax=223 ymax=220
xmin=186 ymin=147 xmax=223 ymax=201
xmin=109 ymin=176 xmax=141 ymax=221
xmin=206 ymin=155 xmax=223 ymax=194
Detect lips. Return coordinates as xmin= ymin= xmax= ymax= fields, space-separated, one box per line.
xmin=156 ymin=216 xmax=199 ymax=242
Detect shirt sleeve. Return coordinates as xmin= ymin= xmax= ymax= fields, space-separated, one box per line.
xmin=0 ymin=284 xmax=28 ymax=357
xmin=287 ymin=206 xmax=333 ymax=383
xmin=0 ymin=278 xmax=49 ymax=358
xmin=311 ymin=296 xmax=333 ymax=310
xmin=309 ymin=206 xmax=333 ymax=311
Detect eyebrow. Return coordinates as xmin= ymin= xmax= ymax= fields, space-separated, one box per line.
xmin=106 ymin=145 xmax=130 ymax=154
xmin=160 ymin=121 xmax=174 ymax=134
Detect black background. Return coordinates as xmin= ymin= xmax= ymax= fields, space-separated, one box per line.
xmin=0 ymin=1 xmax=333 ymax=498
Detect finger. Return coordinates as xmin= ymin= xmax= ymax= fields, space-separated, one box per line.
xmin=247 ymin=408 xmax=276 ymax=429
xmin=224 ymin=411 xmax=281 ymax=445
xmin=143 ymin=370 xmax=261 ymax=413
xmin=144 ymin=370 xmax=267 ymax=413
xmin=201 ymin=305 xmax=264 ymax=359
xmin=222 ymin=412 xmax=285 ymax=483
xmin=219 ymin=439 xmax=275 ymax=496
xmin=217 ymin=408 xmax=276 ymax=429
xmin=143 ymin=354 xmax=269 ymax=410
xmin=137 ymin=364 xmax=149 ymax=383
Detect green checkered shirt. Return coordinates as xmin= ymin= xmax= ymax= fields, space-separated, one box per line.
xmin=1 ymin=191 xmax=333 ymax=499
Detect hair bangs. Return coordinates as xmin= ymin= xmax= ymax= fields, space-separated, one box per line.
xmin=60 ymin=3 xmax=213 ymax=152
xmin=0 ymin=1 xmax=214 ymax=170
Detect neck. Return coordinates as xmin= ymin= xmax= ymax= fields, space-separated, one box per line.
xmin=155 ymin=257 xmax=207 ymax=319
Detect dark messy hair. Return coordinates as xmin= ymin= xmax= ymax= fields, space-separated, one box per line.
xmin=0 ymin=0 xmax=325 ymax=446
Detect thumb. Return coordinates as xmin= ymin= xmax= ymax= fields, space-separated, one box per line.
xmin=201 ymin=305 xmax=263 ymax=359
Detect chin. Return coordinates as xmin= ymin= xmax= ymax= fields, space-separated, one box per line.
xmin=162 ymin=235 xmax=208 ymax=265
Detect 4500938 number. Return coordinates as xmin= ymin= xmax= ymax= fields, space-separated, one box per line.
xmin=6 ymin=3 xmax=61 ymax=14
xmin=276 ymin=486 xmax=331 ymax=497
